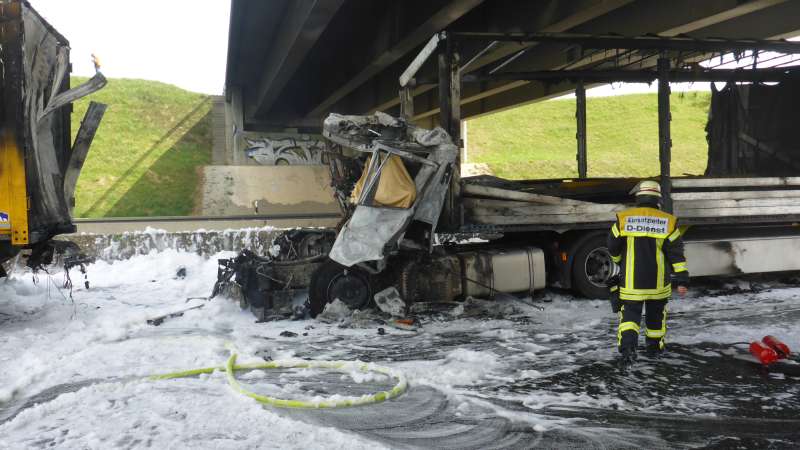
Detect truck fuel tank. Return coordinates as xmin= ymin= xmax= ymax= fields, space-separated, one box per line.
xmin=396 ymin=247 xmax=546 ymax=303
xmin=459 ymin=247 xmax=546 ymax=299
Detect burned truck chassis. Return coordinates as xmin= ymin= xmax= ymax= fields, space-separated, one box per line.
xmin=213 ymin=230 xmax=337 ymax=320
xmin=213 ymin=230 xmax=548 ymax=320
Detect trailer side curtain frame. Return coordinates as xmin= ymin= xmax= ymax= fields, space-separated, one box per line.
xmin=406 ymin=31 xmax=800 ymax=228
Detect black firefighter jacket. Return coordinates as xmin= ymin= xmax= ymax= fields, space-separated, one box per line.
xmin=607 ymin=207 xmax=689 ymax=301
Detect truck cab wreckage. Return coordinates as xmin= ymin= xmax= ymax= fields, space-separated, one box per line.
xmin=215 ymin=32 xmax=800 ymax=321
xmin=214 ymin=112 xmax=505 ymax=319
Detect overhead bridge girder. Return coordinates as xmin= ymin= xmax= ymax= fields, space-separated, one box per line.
xmin=407 ymin=0 xmax=800 ymax=124
xmin=363 ymin=0 xmax=634 ymax=118
xmin=226 ymin=0 xmax=798 ymax=131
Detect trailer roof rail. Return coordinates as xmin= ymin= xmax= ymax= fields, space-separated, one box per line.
xmin=448 ymin=32 xmax=800 ymax=54
xmin=401 ymin=31 xmax=800 ymax=89
xmin=451 ymin=67 xmax=800 ymax=84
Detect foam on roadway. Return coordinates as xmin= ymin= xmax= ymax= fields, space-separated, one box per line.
xmin=1 ymin=249 xmax=799 ymax=449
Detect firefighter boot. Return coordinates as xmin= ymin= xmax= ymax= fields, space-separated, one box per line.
xmin=645 ymin=338 xmax=665 ymax=358
xmin=618 ymin=348 xmax=637 ymax=371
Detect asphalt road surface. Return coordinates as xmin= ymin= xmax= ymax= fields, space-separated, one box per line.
xmin=1 ymin=252 xmax=798 ymax=449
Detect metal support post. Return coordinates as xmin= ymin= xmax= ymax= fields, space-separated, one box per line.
xmin=399 ymin=87 xmax=414 ymax=120
xmin=575 ymin=80 xmax=587 ymax=179
xmin=657 ymin=57 xmax=673 ymax=213
xmin=438 ymin=42 xmax=461 ymax=143
xmin=438 ymin=37 xmax=461 ymax=230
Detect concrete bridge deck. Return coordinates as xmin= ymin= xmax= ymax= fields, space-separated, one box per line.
xmin=225 ymin=0 xmax=800 ymax=133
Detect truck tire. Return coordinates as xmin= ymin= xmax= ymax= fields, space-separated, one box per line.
xmin=309 ymin=259 xmax=372 ymax=317
xmin=571 ymin=234 xmax=614 ymax=299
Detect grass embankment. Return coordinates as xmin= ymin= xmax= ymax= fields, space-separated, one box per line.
xmin=468 ymin=92 xmax=711 ymax=179
xmin=71 ymin=77 xmax=212 ymax=217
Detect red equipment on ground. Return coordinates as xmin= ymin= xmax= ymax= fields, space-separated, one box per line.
xmin=762 ymin=335 xmax=791 ymax=358
xmin=749 ymin=335 xmax=792 ymax=365
xmin=749 ymin=341 xmax=779 ymax=365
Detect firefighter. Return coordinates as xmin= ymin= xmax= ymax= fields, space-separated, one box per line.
xmin=607 ymin=180 xmax=689 ymax=366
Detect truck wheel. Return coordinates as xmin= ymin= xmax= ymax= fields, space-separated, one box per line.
xmin=571 ymin=234 xmax=614 ymax=299
xmin=309 ymin=259 xmax=372 ymax=317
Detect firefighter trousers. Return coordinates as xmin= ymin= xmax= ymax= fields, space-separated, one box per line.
xmin=617 ymin=299 xmax=668 ymax=353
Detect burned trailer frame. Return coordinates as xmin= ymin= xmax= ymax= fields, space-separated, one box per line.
xmin=0 ymin=0 xmax=107 ymax=271
xmin=406 ymin=31 xmax=800 ymax=222
xmin=404 ymin=31 xmax=800 ymax=297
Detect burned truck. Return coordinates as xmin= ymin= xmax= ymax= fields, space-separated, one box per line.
xmin=215 ymin=112 xmax=545 ymax=319
xmin=216 ymin=33 xmax=800 ymax=319
xmin=0 ymin=0 xmax=106 ymax=275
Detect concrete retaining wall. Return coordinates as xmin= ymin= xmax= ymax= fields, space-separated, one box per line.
xmin=67 ymin=228 xmax=284 ymax=261
xmin=200 ymin=165 xmax=341 ymax=216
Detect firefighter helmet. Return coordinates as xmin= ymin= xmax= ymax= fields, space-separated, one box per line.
xmin=630 ymin=180 xmax=662 ymax=198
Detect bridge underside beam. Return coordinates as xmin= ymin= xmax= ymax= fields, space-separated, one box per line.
xmin=248 ymin=0 xmax=346 ymax=120
xmin=340 ymin=0 xmax=792 ymax=127
xmin=305 ymin=0 xmax=485 ymax=119
xmin=356 ymin=0 xmax=635 ymax=119
xmin=230 ymin=0 xmax=798 ymax=132
xmin=457 ymin=0 xmax=800 ymax=122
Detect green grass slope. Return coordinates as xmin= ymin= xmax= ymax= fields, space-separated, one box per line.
xmin=71 ymin=77 xmax=212 ymax=218
xmin=468 ymin=92 xmax=711 ymax=179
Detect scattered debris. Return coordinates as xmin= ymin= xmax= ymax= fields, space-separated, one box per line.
xmin=253 ymin=295 xmax=306 ymax=323
xmin=409 ymin=301 xmax=462 ymax=315
xmin=291 ymin=304 xmax=307 ymax=320
xmin=146 ymin=304 xmax=205 ymax=326
xmin=452 ymin=296 xmax=531 ymax=318
xmin=343 ymin=309 xmax=381 ymax=328
xmin=175 ymin=266 xmax=187 ymax=279
xmin=387 ymin=318 xmax=419 ymax=332
xmin=255 ymin=349 xmax=273 ymax=361
xmin=316 ymin=299 xmax=352 ymax=324
xmin=374 ymin=287 xmax=406 ymax=317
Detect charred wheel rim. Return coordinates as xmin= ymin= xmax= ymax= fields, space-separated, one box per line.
xmin=326 ymin=269 xmax=371 ymax=310
xmin=584 ymin=247 xmax=614 ymax=288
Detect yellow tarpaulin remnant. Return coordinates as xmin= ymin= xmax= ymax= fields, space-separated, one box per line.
xmin=351 ymin=155 xmax=416 ymax=208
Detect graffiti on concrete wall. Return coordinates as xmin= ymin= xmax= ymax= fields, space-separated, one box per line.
xmin=243 ymin=135 xmax=327 ymax=166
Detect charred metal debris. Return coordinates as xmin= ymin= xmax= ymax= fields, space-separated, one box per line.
xmin=18 ymin=240 xmax=96 ymax=302
xmin=212 ymin=229 xmax=337 ymax=321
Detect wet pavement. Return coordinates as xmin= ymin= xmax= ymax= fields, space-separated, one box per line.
xmin=2 ymin=263 xmax=800 ymax=449
xmin=262 ymin=283 xmax=800 ymax=448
